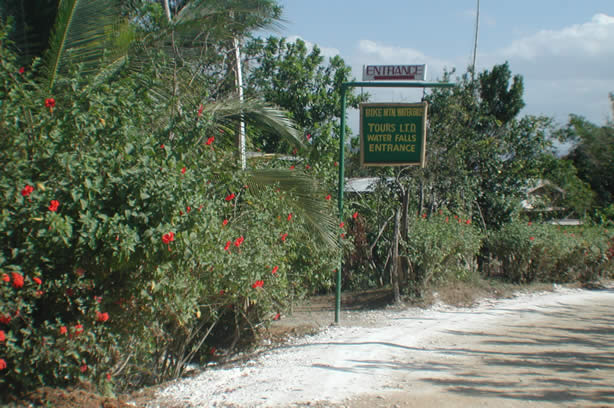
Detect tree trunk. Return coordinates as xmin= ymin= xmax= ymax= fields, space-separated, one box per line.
xmin=391 ymin=207 xmax=401 ymax=303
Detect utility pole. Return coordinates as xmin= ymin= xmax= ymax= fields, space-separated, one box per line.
xmin=471 ymin=0 xmax=480 ymax=80
xmin=233 ymin=36 xmax=247 ymax=170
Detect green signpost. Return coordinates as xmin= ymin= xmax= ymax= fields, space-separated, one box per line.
xmin=360 ymin=102 xmax=428 ymax=167
xmin=335 ymin=81 xmax=455 ymax=324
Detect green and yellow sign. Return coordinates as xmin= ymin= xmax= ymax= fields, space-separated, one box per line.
xmin=360 ymin=102 xmax=428 ymax=167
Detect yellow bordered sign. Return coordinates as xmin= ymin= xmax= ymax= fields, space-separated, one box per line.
xmin=360 ymin=102 xmax=428 ymax=167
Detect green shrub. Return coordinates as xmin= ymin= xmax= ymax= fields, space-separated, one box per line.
xmin=485 ymin=221 xmax=613 ymax=283
xmin=404 ymin=211 xmax=483 ymax=295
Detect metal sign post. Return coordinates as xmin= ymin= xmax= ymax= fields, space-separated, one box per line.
xmin=335 ymin=81 xmax=455 ymax=324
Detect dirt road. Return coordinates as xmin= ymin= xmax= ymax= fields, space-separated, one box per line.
xmin=148 ymin=285 xmax=614 ymax=407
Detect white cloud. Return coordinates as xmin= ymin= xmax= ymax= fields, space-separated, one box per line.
xmin=286 ymin=35 xmax=340 ymax=59
xmin=500 ymin=13 xmax=614 ymax=61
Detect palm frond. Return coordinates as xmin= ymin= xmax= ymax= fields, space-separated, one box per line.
xmin=43 ymin=0 xmax=118 ymax=91
xmin=246 ymin=168 xmax=339 ymax=248
xmin=202 ymin=97 xmax=305 ymax=148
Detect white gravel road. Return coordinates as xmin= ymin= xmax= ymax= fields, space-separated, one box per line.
xmin=145 ymin=284 xmax=614 ymax=408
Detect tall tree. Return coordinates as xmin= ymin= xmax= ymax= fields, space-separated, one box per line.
xmin=244 ymin=36 xmax=368 ymax=161
xmin=565 ymin=115 xmax=614 ymax=208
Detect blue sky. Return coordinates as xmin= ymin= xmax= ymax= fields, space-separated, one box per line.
xmin=266 ymin=1 xmax=614 ymax=128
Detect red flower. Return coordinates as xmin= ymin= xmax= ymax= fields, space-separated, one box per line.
xmin=271 ymin=266 xmax=279 ymax=275
xmin=352 ymin=212 xmax=358 ymax=219
xmin=0 ymin=314 xmax=10 ymax=325
xmin=0 ymin=359 xmax=7 ymax=371
xmin=325 ymin=194 xmax=331 ymax=200
xmin=422 ymin=213 xmax=427 ymax=219
xmin=287 ymin=213 xmax=292 ymax=221
xmin=306 ymin=134 xmax=311 ymax=141
xmin=289 ymin=165 xmax=295 ymax=170
xmin=206 ymin=136 xmax=215 ymax=146
xmin=466 ymin=219 xmax=471 ymax=225
xmin=219 ymin=290 xmax=225 ymax=295
xmin=33 ymin=277 xmax=42 ymax=285
xmin=210 ymin=347 xmax=216 ymax=355
xmin=305 ymin=164 xmax=311 ymax=170
xmin=161 ymin=144 xmax=165 ymax=150
xmin=292 ymin=147 xmax=298 ymax=156
xmin=225 ymin=193 xmax=236 ymax=201
xmin=74 ymin=323 xmax=84 ymax=335
xmin=280 ymin=233 xmax=288 ymax=242
xmin=2 ymin=274 xmax=9 ymax=283
xmin=234 ymin=236 xmax=244 ymax=247
xmin=45 ymin=98 xmax=55 ymax=109
xmin=197 ymin=104 xmax=204 ymax=117
xmin=251 ymin=280 xmax=264 ymax=289
xmin=341 ymin=233 xmax=346 ymax=238
xmin=224 ymin=241 xmax=231 ymax=251
xmin=186 ymin=206 xmax=191 ymax=213
xmin=181 ymin=167 xmax=186 ymax=174
xmin=334 ymin=161 xmax=338 ymax=167
xmin=48 ymin=200 xmax=59 ymax=212
xmin=19 ymin=67 xmax=25 ymax=75
xmin=222 ymin=219 xmax=229 ymax=226
xmin=96 ymin=312 xmax=109 ymax=323
xmin=80 ymin=364 xmax=88 ymax=373
xmin=21 ymin=185 xmax=34 ymax=197
xmin=162 ymin=232 xmax=175 ymax=245
xmin=0 ymin=330 xmax=5 ymax=342
xmin=11 ymin=272 xmax=24 ymax=289
xmin=529 ymin=236 xmax=535 ymax=241
xmin=445 ymin=216 xmax=449 ymax=223
xmin=60 ymin=326 xmax=68 ymax=335
xmin=106 ymin=373 xmax=112 ymax=381
xmin=339 ymin=222 xmax=345 ymax=228
xmin=35 ymin=290 xmax=43 ymax=297
xmin=94 ymin=296 xmax=102 ymax=303
xmin=528 ymin=221 xmax=532 ymax=226
xmin=273 ymin=312 xmax=281 ymax=321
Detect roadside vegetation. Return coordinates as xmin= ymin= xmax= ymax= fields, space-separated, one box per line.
xmin=0 ymin=0 xmax=612 ymax=404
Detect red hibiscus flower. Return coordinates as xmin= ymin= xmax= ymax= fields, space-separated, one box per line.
xmin=206 ymin=136 xmax=215 ymax=145
xmin=225 ymin=193 xmax=235 ymax=201
xmin=273 ymin=312 xmax=281 ymax=321
xmin=106 ymin=373 xmax=112 ymax=381
xmin=224 ymin=241 xmax=231 ymax=251
xmin=0 ymin=359 xmax=7 ymax=370
xmin=11 ymin=272 xmax=24 ymax=289
xmin=186 ymin=206 xmax=191 ymax=213
xmin=74 ymin=323 xmax=84 ymax=335
xmin=45 ymin=98 xmax=55 ymax=113
xmin=339 ymin=222 xmax=345 ymax=228
xmin=161 ymin=144 xmax=165 ymax=150
xmin=352 ymin=212 xmax=358 ymax=219
xmin=21 ymin=185 xmax=34 ymax=197
xmin=325 ymin=194 xmax=331 ymax=200
xmin=222 ymin=219 xmax=229 ymax=226
xmin=162 ymin=232 xmax=175 ymax=245
xmin=19 ymin=67 xmax=25 ymax=75
xmin=0 ymin=314 xmax=11 ymax=325
xmin=33 ymin=277 xmax=42 ymax=285
xmin=197 ymin=104 xmax=204 ymax=117
xmin=466 ymin=219 xmax=471 ymax=225
xmin=60 ymin=326 xmax=67 ymax=335
xmin=280 ymin=233 xmax=288 ymax=242
xmin=287 ymin=213 xmax=292 ymax=221
xmin=289 ymin=165 xmax=295 ymax=170
xmin=80 ymin=364 xmax=88 ymax=373
xmin=306 ymin=134 xmax=311 ymax=141
xmin=234 ymin=236 xmax=244 ymax=247
xmin=529 ymin=236 xmax=535 ymax=241
xmin=48 ymin=200 xmax=59 ymax=212
xmin=271 ymin=266 xmax=279 ymax=275
xmin=181 ymin=166 xmax=186 ymax=174
xmin=2 ymin=274 xmax=9 ymax=283
xmin=251 ymin=280 xmax=264 ymax=289
xmin=0 ymin=330 xmax=5 ymax=342
xmin=96 ymin=312 xmax=109 ymax=323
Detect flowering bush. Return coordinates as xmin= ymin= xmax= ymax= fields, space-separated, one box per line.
xmin=485 ymin=222 xmax=613 ymax=283
xmin=0 ymin=31 xmax=336 ymax=399
xmin=403 ymin=211 xmax=483 ymax=294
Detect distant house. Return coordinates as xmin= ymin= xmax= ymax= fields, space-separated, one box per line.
xmin=521 ymin=179 xmax=582 ymax=225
